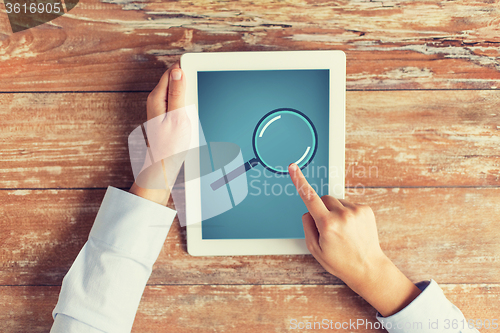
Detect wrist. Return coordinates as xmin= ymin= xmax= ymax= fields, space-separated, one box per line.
xmin=344 ymin=254 xmax=421 ymax=317
xmin=343 ymin=252 xmax=391 ymax=294
xmin=129 ymin=182 xmax=171 ymax=206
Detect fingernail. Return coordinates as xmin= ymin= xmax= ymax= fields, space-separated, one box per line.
xmin=289 ymin=163 xmax=297 ymax=171
xmin=171 ymin=69 xmax=182 ymax=81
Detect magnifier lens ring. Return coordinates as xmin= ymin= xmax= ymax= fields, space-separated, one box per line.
xmin=252 ymin=108 xmax=318 ymax=174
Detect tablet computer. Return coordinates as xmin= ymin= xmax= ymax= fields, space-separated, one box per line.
xmin=181 ymin=50 xmax=345 ymax=256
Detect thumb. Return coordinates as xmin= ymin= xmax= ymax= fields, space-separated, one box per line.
xmin=167 ymin=68 xmax=186 ymax=112
xmin=302 ymin=212 xmax=321 ymax=254
xmin=147 ymin=65 xmax=177 ymax=120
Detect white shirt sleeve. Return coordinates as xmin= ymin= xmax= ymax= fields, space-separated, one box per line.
xmin=376 ymin=279 xmax=480 ymax=333
xmin=50 ymin=186 xmax=176 ymax=333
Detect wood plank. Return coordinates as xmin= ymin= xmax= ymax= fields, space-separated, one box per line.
xmin=1 ymin=90 xmax=499 ymax=188
xmin=1 ymin=188 xmax=499 ymax=286
xmin=1 ymin=1 xmax=500 ymax=91
xmin=0 ymin=92 xmax=146 ymax=189
xmin=1 ymin=284 xmax=499 ymax=332
xmin=346 ymin=90 xmax=500 ymax=187
xmin=137 ymin=284 xmax=500 ymax=332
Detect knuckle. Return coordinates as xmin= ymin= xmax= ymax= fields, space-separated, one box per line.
xmin=320 ymin=195 xmax=330 ymax=205
xmin=358 ymin=204 xmax=373 ymax=215
xmin=322 ymin=221 xmax=337 ymax=234
xmin=168 ymin=86 xmax=183 ymax=98
xmin=147 ymin=90 xmax=157 ymax=103
xmin=314 ymin=212 xmax=329 ymax=224
xmin=351 ymin=205 xmax=361 ymax=214
xmin=364 ymin=205 xmax=374 ymax=213
xmin=339 ymin=209 xmax=355 ymax=222
xmin=147 ymin=93 xmax=161 ymax=110
xmin=305 ymin=240 xmax=316 ymax=254
xmin=299 ymin=184 xmax=316 ymax=200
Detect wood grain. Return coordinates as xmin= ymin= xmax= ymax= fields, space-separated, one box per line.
xmin=0 ymin=92 xmax=144 ymax=189
xmin=1 ymin=90 xmax=499 ymax=188
xmin=1 ymin=0 xmax=500 ymax=91
xmin=2 ymin=1 xmax=498 ymax=330
xmin=1 ymin=284 xmax=499 ymax=333
xmin=1 ymin=187 xmax=499 ymax=286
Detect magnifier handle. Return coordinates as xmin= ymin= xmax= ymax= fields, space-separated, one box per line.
xmin=210 ymin=158 xmax=259 ymax=191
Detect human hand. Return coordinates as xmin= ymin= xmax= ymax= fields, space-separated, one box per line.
xmin=129 ymin=62 xmax=191 ymax=205
xmin=288 ymin=163 xmax=384 ymax=285
xmin=288 ymin=163 xmax=421 ymax=317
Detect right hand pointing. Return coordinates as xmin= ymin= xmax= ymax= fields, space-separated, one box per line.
xmin=288 ymin=162 xmax=383 ymax=284
xmin=288 ymin=163 xmax=421 ymax=317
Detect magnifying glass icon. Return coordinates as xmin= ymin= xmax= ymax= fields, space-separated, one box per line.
xmin=210 ymin=108 xmax=318 ymax=191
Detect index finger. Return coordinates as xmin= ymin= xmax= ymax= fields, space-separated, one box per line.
xmin=288 ymin=163 xmax=330 ymax=221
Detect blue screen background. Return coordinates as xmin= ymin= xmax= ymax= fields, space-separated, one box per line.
xmin=198 ymin=70 xmax=329 ymax=239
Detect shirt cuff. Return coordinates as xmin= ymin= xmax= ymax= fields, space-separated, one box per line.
xmin=51 ymin=314 xmax=106 ymax=333
xmin=51 ymin=186 xmax=176 ymax=333
xmin=376 ymin=279 xmax=478 ymax=333
xmin=89 ymin=186 xmax=176 ymax=265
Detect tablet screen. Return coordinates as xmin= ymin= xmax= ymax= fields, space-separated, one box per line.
xmin=198 ymin=69 xmax=329 ymax=239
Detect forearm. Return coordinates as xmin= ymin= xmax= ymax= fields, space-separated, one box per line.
xmin=346 ymin=254 xmax=421 ymax=317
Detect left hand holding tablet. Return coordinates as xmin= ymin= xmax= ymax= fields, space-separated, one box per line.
xmin=129 ymin=62 xmax=191 ymax=205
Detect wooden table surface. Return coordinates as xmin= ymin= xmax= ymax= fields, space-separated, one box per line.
xmin=1 ymin=1 xmax=500 ymax=332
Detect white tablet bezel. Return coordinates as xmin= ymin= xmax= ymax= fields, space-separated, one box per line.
xmin=180 ymin=50 xmax=345 ymax=256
